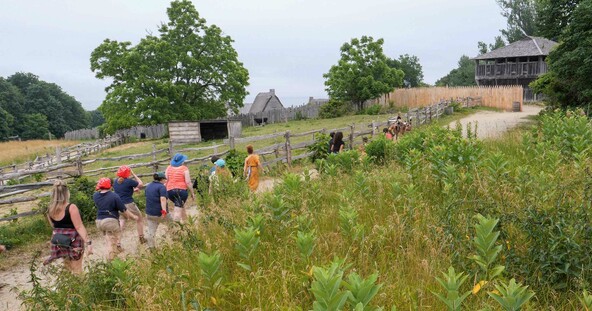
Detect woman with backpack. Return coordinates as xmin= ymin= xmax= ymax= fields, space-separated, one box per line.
xmin=44 ymin=180 xmax=92 ymax=274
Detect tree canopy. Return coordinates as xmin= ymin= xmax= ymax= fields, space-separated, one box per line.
xmin=531 ymin=0 xmax=592 ymax=109
xmin=496 ymin=0 xmax=539 ymax=42
xmin=387 ymin=54 xmax=425 ymax=88
xmin=536 ymin=0 xmax=581 ymax=40
xmin=323 ymin=36 xmax=404 ymax=110
xmin=435 ymin=56 xmax=476 ymax=87
xmin=0 ymin=73 xmax=89 ymax=140
xmin=478 ymin=36 xmax=506 ymax=55
xmin=91 ymin=0 xmax=249 ymax=133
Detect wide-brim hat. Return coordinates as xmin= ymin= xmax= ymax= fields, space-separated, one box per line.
xmin=171 ymin=153 xmax=188 ymax=167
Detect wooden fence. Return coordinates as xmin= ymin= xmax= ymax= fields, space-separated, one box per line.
xmin=0 ymin=99 xmax=462 ymax=221
xmin=371 ymin=86 xmax=523 ymax=112
xmin=64 ymin=124 xmax=167 ymax=141
xmin=230 ymin=102 xmax=322 ymax=127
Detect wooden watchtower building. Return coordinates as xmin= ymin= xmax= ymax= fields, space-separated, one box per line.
xmin=474 ymin=36 xmax=557 ymax=101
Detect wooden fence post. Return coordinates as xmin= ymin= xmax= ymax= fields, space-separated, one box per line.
xmin=284 ymin=131 xmax=292 ymax=167
xmin=229 ymin=136 xmax=235 ymax=150
xmin=371 ymin=121 xmax=376 ymax=137
xmin=152 ymin=144 xmax=158 ymax=173
xmin=76 ymin=157 xmax=83 ymax=176
xmin=168 ymin=140 xmax=174 ymax=156
xmin=56 ymin=146 xmax=63 ymax=179
xmin=349 ymin=124 xmax=355 ymax=150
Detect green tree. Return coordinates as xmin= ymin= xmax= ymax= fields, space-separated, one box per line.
xmin=0 ymin=107 xmax=14 ymax=139
xmin=323 ymin=36 xmax=404 ymax=111
xmin=477 ymin=36 xmax=506 ymax=55
xmin=91 ymin=0 xmax=249 ymax=133
xmin=496 ymin=0 xmax=539 ymax=42
xmin=536 ymin=0 xmax=581 ymax=40
xmin=531 ymin=0 xmax=592 ymax=109
xmin=435 ymin=56 xmax=476 ymax=87
xmin=386 ymin=54 xmax=424 ymax=87
xmin=20 ymin=113 xmax=49 ymax=140
xmin=87 ymin=110 xmax=105 ymax=128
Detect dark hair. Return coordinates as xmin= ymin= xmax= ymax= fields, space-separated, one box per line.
xmin=362 ymin=137 xmax=368 ymax=143
xmin=246 ymin=145 xmax=254 ymax=154
xmin=153 ymin=173 xmax=165 ymax=181
xmin=210 ymin=156 xmax=219 ymax=164
xmin=330 ymin=132 xmax=335 ymax=138
xmin=383 ymin=128 xmax=388 ymax=133
xmin=334 ymin=131 xmax=344 ymax=143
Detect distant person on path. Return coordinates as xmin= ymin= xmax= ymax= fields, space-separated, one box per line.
xmin=144 ymin=172 xmax=170 ymax=249
xmin=210 ymin=159 xmax=231 ymax=194
xmin=166 ymin=153 xmax=195 ymax=223
xmin=331 ymin=132 xmax=345 ymax=153
xmin=383 ymin=128 xmax=393 ymax=140
xmin=94 ymin=177 xmax=138 ymax=260
xmin=113 ymin=165 xmax=145 ymax=244
xmin=209 ymin=156 xmax=220 ymax=175
xmin=244 ymin=145 xmax=263 ymax=192
xmin=193 ymin=164 xmax=211 ymax=204
xmin=43 ymin=180 xmax=92 ymax=274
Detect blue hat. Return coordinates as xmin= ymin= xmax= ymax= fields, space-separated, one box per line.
xmin=171 ymin=153 xmax=188 ymax=167
xmin=215 ymin=159 xmax=226 ymax=168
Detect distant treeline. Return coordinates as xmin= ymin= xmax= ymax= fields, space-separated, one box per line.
xmin=0 ymin=72 xmax=103 ymax=140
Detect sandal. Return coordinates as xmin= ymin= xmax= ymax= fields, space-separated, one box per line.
xmin=139 ymin=235 xmax=147 ymax=244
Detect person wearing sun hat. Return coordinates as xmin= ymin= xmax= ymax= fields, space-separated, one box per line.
xmin=209 ymin=158 xmax=231 ymax=193
xmin=165 ymin=153 xmax=195 ymax=223
xmin=144 ymin=172 xmax=170 ymax=248
xmin=93 ymin=177 xmax=138 ymax=260
xmin=112 ymin=165 xmax=145 ymax=244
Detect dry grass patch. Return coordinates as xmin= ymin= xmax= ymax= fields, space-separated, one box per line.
xmin=0 ymin=140 xmax=80 ymax=166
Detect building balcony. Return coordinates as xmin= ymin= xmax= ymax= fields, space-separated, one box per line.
xmin=475 ymin=61 xmax=548 ymax=80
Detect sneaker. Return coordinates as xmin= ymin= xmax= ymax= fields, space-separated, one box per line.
xmin=139 ymin=235 xmax=147 ymax=244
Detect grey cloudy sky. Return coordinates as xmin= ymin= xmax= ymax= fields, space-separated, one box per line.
xmin=0 ymin=0 xmax=506 ymax=110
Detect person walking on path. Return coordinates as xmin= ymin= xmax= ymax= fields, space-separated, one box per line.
xmin=43 ymin=180 xmax=92 ymax=274
xmin=244 ymin=145 xmax=263 ymax=192
xmin=165 ymin=153 xmax=195 ymax=223
xmin=144 ymin=172 xmax=170 ymax=249
xmin=94 ymin=177 xmax=138 ymax=260
xmin=113 ymin=165 xmax=145 ymax=244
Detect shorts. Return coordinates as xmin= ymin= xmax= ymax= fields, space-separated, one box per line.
xmin=96 ymin=218 xmax=121 ymax=241
xmin=124 ymin=203 xmax=142 ymax=217
xmin=167 ymin=189 xmax=188 ymax=208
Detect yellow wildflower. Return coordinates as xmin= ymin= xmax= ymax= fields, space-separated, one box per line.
xmin=210 ymin=297 xmax=218 ymax=305
xmin=472 ymin=280 xmax=488 ymax=295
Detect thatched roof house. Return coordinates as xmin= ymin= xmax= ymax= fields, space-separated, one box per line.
xmin=239 ymin=89 xmax=285 ymax=114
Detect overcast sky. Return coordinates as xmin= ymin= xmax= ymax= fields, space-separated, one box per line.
xmin=0 ymin=0 xmax=506 ymax=110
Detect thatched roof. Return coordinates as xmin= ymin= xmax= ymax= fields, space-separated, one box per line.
xmin=474 ymin=37 xmax=557 ymax=60
xmin=249 ymin=89 xmax=284 ymax=113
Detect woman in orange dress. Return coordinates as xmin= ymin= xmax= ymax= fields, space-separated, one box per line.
xmin=244 ymin=145 xmax=263 ymax=192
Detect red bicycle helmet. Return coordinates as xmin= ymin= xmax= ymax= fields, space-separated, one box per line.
xmin=117 ymin=165 xmax=131 ymax=178
xmin=96 ymin=177 xmax=112 ymax=190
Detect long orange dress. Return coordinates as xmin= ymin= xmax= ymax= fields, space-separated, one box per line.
xmin=245 ymin=154 xmax=261 ymax=191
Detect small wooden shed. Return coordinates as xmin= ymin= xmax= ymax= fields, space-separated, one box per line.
xmin=168 ymin=120 xmax=242 ymax=145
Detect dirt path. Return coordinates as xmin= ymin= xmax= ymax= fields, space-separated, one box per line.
xmin=0 ymin=104 xmax=541 ymax=311
xmin=449 ymin=105 xmax=542 ymax=139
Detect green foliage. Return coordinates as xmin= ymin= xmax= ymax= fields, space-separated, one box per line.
xmin=435 ymin=55 xmax=476 ymax=87
xmin=20 ymin=113 xmax=49 ymax=140
xmin=358 ymin=104 xmax=382 ymax=115
xmin=488 ymin=278 xmax=535 ymax=311
xmin=532 ymin=0 xmax=592 ymax=109
xmin=496 ymin=0 xmax=538 ymax=43
xmin=0 ymin=216 xmax=51 ymax=248
xmin=432 ymin=267 xmax=471 ymax=311
xmin=536 ymin=0 xmax=582 ymax=40
xmin=478 ymin=36 xmax=506 ymax=55
xmin=234 ymin=226 xmax=260 ymax=270
xmin=324 ymin=36 xmax=404 ymax=111
xmin=225 ymin=149 xmax=248 ymax=178
xmin=295 ymin=229 xmax=316 ymax=260
xmin=386 ymin=54 xmax=424 ymax=87
xmin=469 ymin=214 xmax=505 ymax=281
xmin=580 ymin=289 xmax=592 ymax=310
xmin=364 ymin=137 xmax=395 ymax=164
xmin=344 ymin=272 xmax=383 ymax=310
xmin=319 ymin=99 xmax=351 ymax=119
xmin=308 ymin=133 xmax=331 ymax=162
xmin=310 ymin=259 xmax=351 ymax=311
xmin=90 ymin=0 xmax=249 ymax=133
xmin=198 ymin=250 xmax=223 ymax=296
xmin=69 ymin=176 xmax=98 ymax=223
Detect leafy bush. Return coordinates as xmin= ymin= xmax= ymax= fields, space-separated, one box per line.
xmin=0 ymin=215 xmax=51 ymax=248
xmin=308 ymin=133 xmax=331 ymax=162
xmin=319 ymin=100 xmax=351 ymax=119
xmin=365 ymin=137 xmax=395 ymax=164
xmin=69 ymin=176 xmax=98 ymax=223
xmin=358 ymin=104 xmax=382 ymax=115
xmin=225 ymin=149 xmax=248 ymax=178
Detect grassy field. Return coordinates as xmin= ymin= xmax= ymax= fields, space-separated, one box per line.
xmin=0 ymin=140 xmax=80 ymax=166
xmin=14 ymin=108 xmax=592 ymax=310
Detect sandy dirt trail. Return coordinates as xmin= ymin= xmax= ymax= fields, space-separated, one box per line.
xmin=0 ymin=106 xmax=542 ymax=310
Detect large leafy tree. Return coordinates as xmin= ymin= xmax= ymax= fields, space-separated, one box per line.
xmin=435 ymin=56 xmax=477 ymax=87
xmin=91 ymin=0 xmax=249 ymax=133
xmin=324 ymin=36 xmax=404 ymax=111
xmin=478 ymin=36 xmax=506 ymax=55
xmin=386 ymin=54 xmax=424 ymax=87
xmin=536 ymin=0 xmax=581 ymax=40
xmin=531 ymin=0 xmax=592 ymax=109
xmin=496 ymin=0 xmax=539 ymax=42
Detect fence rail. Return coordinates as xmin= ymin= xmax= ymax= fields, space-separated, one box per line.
xmin=0 ymin=98 xmax=465 ymax=221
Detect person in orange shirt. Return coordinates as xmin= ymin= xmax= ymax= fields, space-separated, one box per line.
xmin=165 ymin=153 xmax=195 ymax=223
xmin=243 ymin=145 xmax=263 ymax=192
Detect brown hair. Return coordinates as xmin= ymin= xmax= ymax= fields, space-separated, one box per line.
xmin=48 ymin=180 xmax=70 ymax=220
xmin=246 ymin=145 xmax=254 ymax=154
xmin=117 ymin=177 xmax=124 ymax=184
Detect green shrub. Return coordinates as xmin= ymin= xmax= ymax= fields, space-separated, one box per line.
xmin=308 ymin=133 xmax=331 ymax=162
xmin=319 ymin=100 xmax=351 ymax=119
xmin=69 ymin=176 xmax=97 ymax=223
xmin=358 ymin=104 xmax=382 ymax=115
xmin=365 ymin=137 xmax=395 ymax=164
xmin=0 ymin=215 xmax=51 ymax=248
xmin=225 ymin=149 xmax=248 ymax=178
